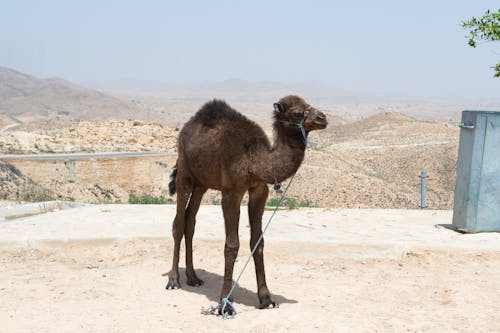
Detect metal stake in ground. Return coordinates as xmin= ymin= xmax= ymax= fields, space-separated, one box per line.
xmin=419 ymin=171 xmax=428 ymax=209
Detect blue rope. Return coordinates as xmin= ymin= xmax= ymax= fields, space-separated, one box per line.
xmin=212 ymin=174 xmax=297 ymax=318
xmin=210 ymin=120 xmax=309 ymax=319
xmin=207 ymin=297 xmax=237 ymax=319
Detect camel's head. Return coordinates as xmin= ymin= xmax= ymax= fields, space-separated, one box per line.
xmin=273 ymin=95 xmax=328 ymax=133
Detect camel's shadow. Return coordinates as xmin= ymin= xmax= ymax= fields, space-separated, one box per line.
xmin=163 ymin=268 xmax=298 ymax=308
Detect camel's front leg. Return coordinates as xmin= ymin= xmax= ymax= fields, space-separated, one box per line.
xmin=220 ymin=189 xmax=244 ymax=302
xmin=248 ymin=183 xmax=277 ymax=309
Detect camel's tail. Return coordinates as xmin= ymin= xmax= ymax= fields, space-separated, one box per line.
xmin=169 ymin=161 xmax=177 ymax=196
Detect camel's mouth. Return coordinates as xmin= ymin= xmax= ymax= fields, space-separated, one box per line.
xmin=307 ymin=110 xmax=328 ymax=130
xmin=311 ymin=120 xmax=328 ymax=130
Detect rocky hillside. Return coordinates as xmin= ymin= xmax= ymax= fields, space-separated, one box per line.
xmin=0 ymin=120 xmax=178 ymax=154
xmin=0 ymin=161 xmax=53 ymax=202
xmin=286 ymin=112 xmax=459 ymax=209
xmin=0 ymin=112 xmax=460 ymax=209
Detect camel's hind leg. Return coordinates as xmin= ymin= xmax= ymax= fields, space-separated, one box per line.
xmin=166 ymin=174 xmax=192 ymax=290
xmin=184 ymin=185 xmax=207 ymax=286
xmin=248 ymin=183 xmax=277 ymax=309
xmin=219 ymin=188 xmax=245 ymax=301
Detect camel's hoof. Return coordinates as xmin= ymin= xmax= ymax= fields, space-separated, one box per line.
xmin=165 ymin=278 xmax=181 ymax=290
xmin=218 ymin=305 xmax=235 ymax=317
xmin=186 ymin=276 xmax=204 ymax=287
xmin=217 ymin=298 xmax=236 ymax=317
xmin=259 ymin=300 xmax=279 ymax=310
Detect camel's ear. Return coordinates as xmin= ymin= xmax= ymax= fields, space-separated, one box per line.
xmin=273 ymin=102 xmax=284 ymax=114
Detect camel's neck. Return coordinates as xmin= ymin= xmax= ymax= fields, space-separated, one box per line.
xmin=250 ymin=124 xmax=306 ymax=184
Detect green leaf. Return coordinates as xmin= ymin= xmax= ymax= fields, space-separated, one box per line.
xmin=463 ymin=9 xmax=500 ymax=77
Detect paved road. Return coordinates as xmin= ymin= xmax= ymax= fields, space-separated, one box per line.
xmin=0 ymin=123 xmax=21 ymax=132
xmin=0 ymin=151 xmax=176 ymax=160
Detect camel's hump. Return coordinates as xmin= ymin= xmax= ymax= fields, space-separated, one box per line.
xmin=190 ymin=99 xmax=253 ymax=127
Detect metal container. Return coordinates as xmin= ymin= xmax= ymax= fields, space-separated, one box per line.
xmin=452 ymin=110 xmax=500 ymax=232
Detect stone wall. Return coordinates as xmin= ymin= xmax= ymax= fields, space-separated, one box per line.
xmin=4 ymin=154 xmax=177 ymax=203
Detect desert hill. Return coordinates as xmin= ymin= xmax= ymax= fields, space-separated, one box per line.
xmin=0 ymin=66 xmax=141 ymax=127
xmin=320 ymin=111 xmax=457 ymax=146
xmin=0 ymin=66 xmax=464 ymax=208
xmin=3 ymin=66 xmax=496 ymax=132
xmin=0 ymin=112 xmax=459 ymax=209
xmin=0 ymin=67 xmax=299 ymax=130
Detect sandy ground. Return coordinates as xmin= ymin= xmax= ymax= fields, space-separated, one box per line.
xmin=1 ymin=204 xmax=499 ymax=333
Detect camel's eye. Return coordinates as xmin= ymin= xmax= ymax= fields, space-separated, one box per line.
xmin=293 ymin=111 xmax=303 ymax=118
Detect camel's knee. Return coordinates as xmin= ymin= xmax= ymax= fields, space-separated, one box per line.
xmin=250 ymin=234 xmax=264 ymax=247
xmin=184 ymin=215 xmax=196 ymax=236
xmin=224 ymin=238 xmax=240 ymax=258
xmin=184 ymin=224 xmax=195 ymax=239
xmin=171 ymin=215 xmax=185 ymax=238
xmin=250 ymin=238 xmax=264 ymax=255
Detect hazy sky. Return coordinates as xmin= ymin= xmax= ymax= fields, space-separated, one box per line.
xmin=1 ymin=1 xmax=499 ymax=101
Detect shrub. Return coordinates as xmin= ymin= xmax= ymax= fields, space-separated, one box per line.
xmin=128 ymin=193 xmax=173 ymax=204
xmin=266 ymin=197 xmax=319 ymax=209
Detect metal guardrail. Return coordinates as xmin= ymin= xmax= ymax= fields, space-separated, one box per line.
xmin=0 ymin=151 xmax=177 ymax=160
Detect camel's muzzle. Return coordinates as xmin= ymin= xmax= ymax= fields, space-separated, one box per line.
xmin=311 ymin=110 xmax=328 ymax=129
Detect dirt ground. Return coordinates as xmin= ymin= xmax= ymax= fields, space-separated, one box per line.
xmin=1 ymin=238 xmax=499 ymax=333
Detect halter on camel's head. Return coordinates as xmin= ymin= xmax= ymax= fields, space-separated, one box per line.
xmin=273 ymin=95 xmax=328 ymax=145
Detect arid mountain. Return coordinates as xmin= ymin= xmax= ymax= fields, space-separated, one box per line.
xmin=85 ymin=78 xmax=360 ymax=103
xmin=0 ymin=67 xmax=464 ymax=208
xmin=3 ymin=66 xmax=495 ymax=133
xmin=0 ymin=66 xmax=141 ymax=127
xmin=86 ymin=78 xmax=500 ymax=122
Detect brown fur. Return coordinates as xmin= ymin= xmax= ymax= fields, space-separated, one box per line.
xmin=166 ymin=95 xmax=327 ymax=309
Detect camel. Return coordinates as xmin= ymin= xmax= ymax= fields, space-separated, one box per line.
xmin=166 ymin=95 xmax=327 ymax=310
